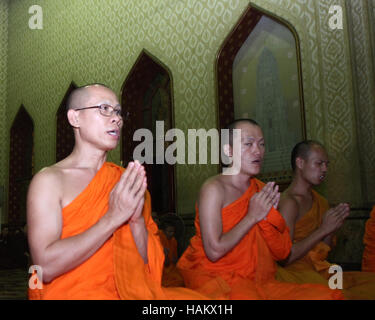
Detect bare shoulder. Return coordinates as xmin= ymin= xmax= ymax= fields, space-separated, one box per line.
xmin=279 ymin=192 xmax=300 ymax=219
xmin=199 ymin=175 xmax=225 ymax=197
xmin=30 ymin=165 xmax=63 ymax=188
xmin=28 ymin=165 xmax=63 ymax=203
xmin=198 ymin=175 xmax=225 ymax=206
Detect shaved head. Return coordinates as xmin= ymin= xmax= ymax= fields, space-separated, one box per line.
xmin=291 ymin=140 xmax=325 ymax=171
xmin=226 ymin=118 xmax=260 ymax=146
xmin=66 ymin=83 xmax=111 ymax=111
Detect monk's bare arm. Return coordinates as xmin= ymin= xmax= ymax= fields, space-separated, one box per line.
xmin=279 ymin=197 xmax=344 ymax=266
xmin=198 ymin=181 xmax=259 ymax=262
xmin=129 ymin=194 xmax=148 ymax=264
xmin=278 ymin=196 xmax=300 ymax=240
xmin=279 ymin=197 xmax=330 ymax=265
xmin=28 ymin=164 xmax=146 ymax=283
xmin=129 ymin=219 xmax=148 ymax=264
xmin=323 ymin=234 xmax=335 ymax=247
xmin=27 ymin=170 xmax=118 ymax=283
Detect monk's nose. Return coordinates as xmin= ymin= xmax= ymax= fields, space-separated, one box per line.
xmin=253 ymin=144 xmax=261 ymax=156
xmin=322 ymin=162 xmax=328 ymax=172
xmin=111 ymin=114 xmax=123 ymax=127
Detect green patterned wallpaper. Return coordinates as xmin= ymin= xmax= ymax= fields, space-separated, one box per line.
xmin=0 ymin=0 xmax=8 ymax=221
xmin=346 ymin=0 xmax=375 ymax=206
xmin=2 ymin=0 xmax=374 ymax=223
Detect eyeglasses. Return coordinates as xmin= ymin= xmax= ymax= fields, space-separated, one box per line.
xmin=75 ymin=104 xmax=123 ymax=117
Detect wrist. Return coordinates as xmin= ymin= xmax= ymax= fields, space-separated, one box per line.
xmin=101 ymin=213 xmax=119 ymax=234
xmin=317 ymin=226 xmax=330 ymax=238
xmin=129 ymin=215 xmax=145 ymax=226
xmin=244 ymin=213 xmax=259 ymax=226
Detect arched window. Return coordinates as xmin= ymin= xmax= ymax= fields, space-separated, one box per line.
xmin=8 ymin=105 xmax=34 ymax=226
xmin=121 ymin=50 xmax=176 ymax=214
xmin=56 ymin=82 xmax=77 ymax=162
xmin=217 ymin=5 xmax=306 ymax=189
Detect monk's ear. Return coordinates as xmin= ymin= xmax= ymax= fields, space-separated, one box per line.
xmin=223 ymin=144 xmax=233 ymax=158
xmin=67 ymin=109 xmax=80 ymax=128
xmin=295 ymin=157 xmax=304 ymax=170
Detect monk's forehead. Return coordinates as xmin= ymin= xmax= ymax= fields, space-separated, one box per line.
xmin=85 ymin=85 xmax=117 ymax=100
xmin=81 ymin=86 xmax=118 ymax=103
xmin=307 ymin=144 xmax=328 ymax=160
xmin=234 ymin=122 xmax=263 ymax=139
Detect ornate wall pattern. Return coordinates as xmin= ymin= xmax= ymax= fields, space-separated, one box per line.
xmin=2 ymin=0 xmax=374 ymax=221
xmin=4 ymin=0 xmax=250 ymax=216
xmin=346 ymin=0 xmax=375 ymax=205
xmin=316 ymin=0 xmax=362 ymax=205
xmin=371 ymin=0 xmax=375 ymax=57
xmin=0 ymin=0 xmax=8 ymax=221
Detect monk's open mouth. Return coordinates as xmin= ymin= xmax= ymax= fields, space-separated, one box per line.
xmin=107 ymin=130 xmax=119 ymax=137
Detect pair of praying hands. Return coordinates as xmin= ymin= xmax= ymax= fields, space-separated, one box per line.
xmin=107 ymin=161 xmax=148 ymax=229
xmin=321 ymin=203 xmax=350 ymax=236
xmin=248 ymin=182 xmax=280 ymax=223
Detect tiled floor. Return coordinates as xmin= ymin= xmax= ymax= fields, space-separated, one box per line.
xmin=0 ymin=268 xmax=29 ymax=300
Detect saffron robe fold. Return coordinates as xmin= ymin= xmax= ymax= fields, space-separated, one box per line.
xmin=362 ymin=206 xmax=375 ymax=273
xmin=177 ymin=178 xmax=343 ymax=300
xmin=276 ymin=190 xmax=375 ymax=300
xmin=29 ymin=162 xmax=207 ymax=300
xmin=159 ymin=231 xmax=185 ymax=287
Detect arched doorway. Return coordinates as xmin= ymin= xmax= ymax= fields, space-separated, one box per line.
xmin=56 ymin=82 xmax=77 ymax=162
xmin=121 ymin=50 xmax=176 ymax=214
xmin=216 ymin=5 xmax=306 ymax=190
xmin=8 ymin=105 xmax=34 ymax=227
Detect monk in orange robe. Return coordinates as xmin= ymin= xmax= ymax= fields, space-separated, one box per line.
xmin=27 ymin=84 xmax=207 ymax=300
xmin=158 ymin=223 xmax=185 ymax=287
xmin=177 ymin=120 xmax=343 ymax=300
xmin=362 ymin=205 xmax=375 ymax=273
xmin=276 ymin=140 xmax=375 ymax=300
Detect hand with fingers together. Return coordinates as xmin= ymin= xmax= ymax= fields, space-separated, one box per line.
xmin=247 ymin=182 xmax=280 ymax=223
xmin=106 ymin=160 xmax=148 ymax=229
xmin=321 ymin=203 xmax=350 ymax=236
xmin=129 ymin=184 xmax=147 ymax=224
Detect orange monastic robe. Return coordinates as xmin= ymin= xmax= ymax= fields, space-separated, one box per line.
xmin=159 ymin=231 xmax=185 ymax=287
xmin=177 ymin=179 xmax=343 ymax=300
xmin=29 ymin=162 xmax=207 ymax=300
xmin=362 ymin=206 xmax=375 ymax=272
xmin=276 ymin=191 xmax=375 ymax=300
